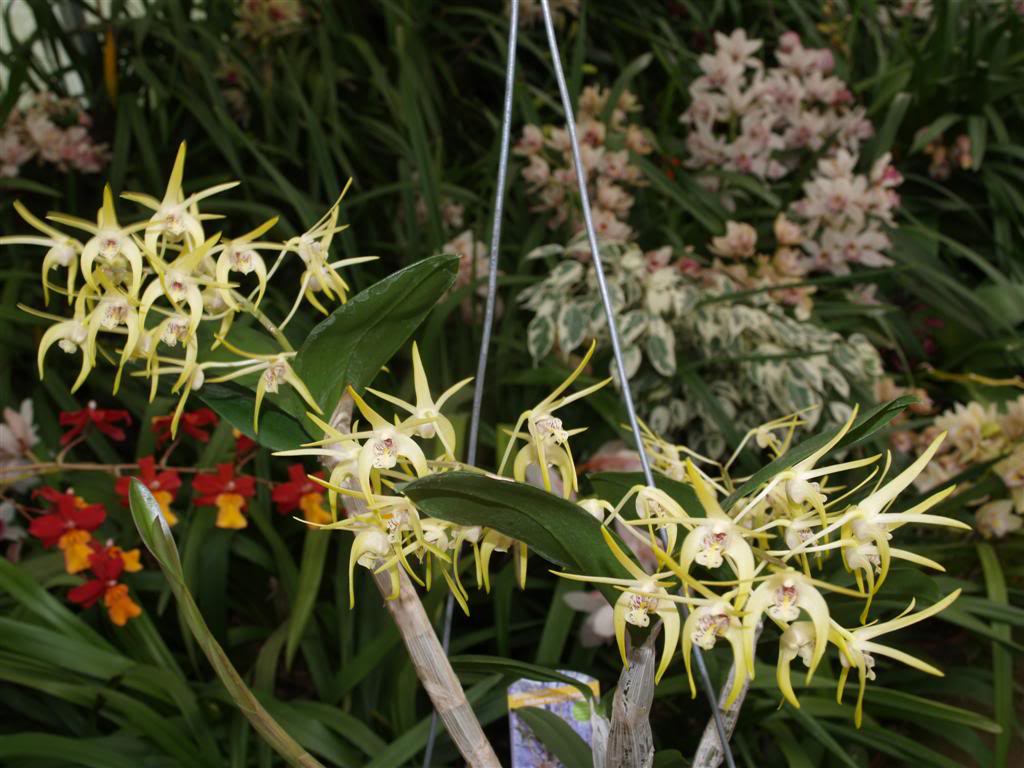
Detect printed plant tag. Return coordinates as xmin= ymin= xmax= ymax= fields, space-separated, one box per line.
xmin=508 ymin=670 xmax=600 ymax=767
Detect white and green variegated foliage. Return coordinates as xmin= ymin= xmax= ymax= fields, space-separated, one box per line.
xmin=520 ymin=236 xmax=882 ymax=457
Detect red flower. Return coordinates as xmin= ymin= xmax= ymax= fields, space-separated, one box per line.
xmin=152 ymin=408 xmax=219 ymax=446
xmin=272 ymin=464 xmax=331 ymax=524
xmin=193 ymin=463 xmax=256 ymax=530
xmin=59 ymin=402 xmax=131 ymax=445
xmin=67 ymin=542 xmax=142 ymax=625
xmin=67 ymin=542 xmax=124 ymax=608
xmin=28 ymin=488 xmax=106 ymax=547
xmin=114 ymin=456 xmax=182 ymax=526
xmin=234 ymin=430 xmax=257 ymax=458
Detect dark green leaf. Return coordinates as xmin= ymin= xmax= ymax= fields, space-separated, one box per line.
xmin=404 ymin=472 xmax=636 ymax=603
xmin=199 ymin=382 xmax=310 ymax=452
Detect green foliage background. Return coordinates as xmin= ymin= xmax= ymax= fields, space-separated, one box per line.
xmin=1 ymin=1 xmax=1022 ymax=766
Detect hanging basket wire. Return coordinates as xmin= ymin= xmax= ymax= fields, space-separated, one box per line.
xmin=424 ymin=2 xmax=739 ymax=766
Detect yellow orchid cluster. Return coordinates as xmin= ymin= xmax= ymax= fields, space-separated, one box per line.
xmin=558 ymin=409 xmax=968 ymax=726
xmin=279 ymin=342 xmax=607 ymax=611
xmin=276 ymin=329 xmax=964 ymax=728
xmin=2 ymin=142 xmax=374 ymax=435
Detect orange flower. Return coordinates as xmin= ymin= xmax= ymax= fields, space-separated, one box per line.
xmin=58 ymin=529 xmax=94 ymax=574
xmin=114 ymin=456 xmax=181 ymax=526
xmin=104 ymin=583 xmax=141 ymax=626
xmin=109 ymin=545 xmax=143 ymax=572
xmin=67 ymin=542 xmax=142 ymax=627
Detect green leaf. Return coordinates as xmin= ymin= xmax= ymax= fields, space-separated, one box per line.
xmin=517 ymin=707 xmax=594 ymax=768
xmin=0 ymin=557 xmax=110 ymax=650
xmin=450 ymin=655 xmax=595 ymax=701
xmin=910 ymin=113 xmax=962 ymax=154
xmin=722 ymin=396 xmax=916 ymax=510
xmin=199 ymin=382 xmax=310 ymax=452
xmin=966 ymin=114 xmax=987 ymax=170
xmin=786 ymin=707 xmax=859 ymax=768
xmin=864 ymin=688 xmax=1001 ymax=735
xmin=293 ymin=253 xmax=458 ymax=413
xmin=285 ymin=530 xmax=331 ymax=669
xmin=864 ymin=91 xmax=911 ymax=166
xmin=977 ymin=543 xmax=1012 ymax=766
xmin=403 ymin=471 xmax=635 ymax=603
xmin=0 ymin=734 xmax=140 ymax=768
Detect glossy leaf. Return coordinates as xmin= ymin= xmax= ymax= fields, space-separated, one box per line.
xmin=199 ymin=382 xmax=310 ymax=452
xmin=403 ymin=472 xmax=637 ymax=602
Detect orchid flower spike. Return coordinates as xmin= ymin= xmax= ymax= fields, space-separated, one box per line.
xmin=346 ymin=386 xmax=430 ymax=502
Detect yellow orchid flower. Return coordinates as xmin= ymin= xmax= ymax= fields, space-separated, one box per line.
xmin=346 ymin=386 xmax=430 ymax=502
xmin=204 ymin=338 xmax=322 ymax=433
xmin=831 ymin=433 xmax=970 ymax=620
xmin=742 ymin=570 xmax=859 ymax=697
xmin=279 ymin=182 xmax=377 ymax=313
xmin=681 ymin=600 xmax=749 ymax=708
xmin=732 ymin=406 xmax=878 ymax=527
xmin=0 ymin=200 xmax=82 ymax=304
xmin=212 ymin=216 xmax=279 ymax=310
xmin=498 ymin=340 xmax=611 ymax=494
xmin=833 ymin=589 xmax=961 ymax=727
xmin=138 ymin=234 xmax=223 ymax=340
xmin=48 ymin=185 xmax=147 ymax=297
xmin=121 ymin=141 xmax=239 ymax=253
xmin=555 ymin=527 xmax=682 ymax=683
xmin=674 ymin=459 xmax=756 ymax=609
xmin=36 ymin=289 xmax=96 ymax=391
xmin=365 ymin=341 xmax=472 ymax=460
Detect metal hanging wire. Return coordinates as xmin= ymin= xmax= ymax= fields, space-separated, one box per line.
xmin=425 ymin=2 xmax=738 ymax=766
xmin=422 ymin=2 xmax=520 ymax=765
xmin=535 ymin=2 xmax=736 ymax=766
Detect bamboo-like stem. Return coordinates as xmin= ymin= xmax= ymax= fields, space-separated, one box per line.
xmin=604 ymin=630 xmax=658 ymax=768
xmin=692 ymin=622 xmax=764 ymax=768
xmin=371 ymin=568 xmax=501 ymax=768
xmin=327 ymin=392 xmax=500 ymax=768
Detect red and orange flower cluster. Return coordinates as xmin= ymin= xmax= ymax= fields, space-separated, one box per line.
xmin=24 ymin=405 xmax=334 ymax=626
xmin=28 ymin=487 xmax=142 ymax=626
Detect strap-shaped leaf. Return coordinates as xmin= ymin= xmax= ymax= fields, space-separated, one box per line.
xmin=722 ymin=396 xmax=917 ymax=509
xmin=516 ymin=707 xmax=594 ymax=768
xmin=403 ymin=471 xmax=637 ymax=601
